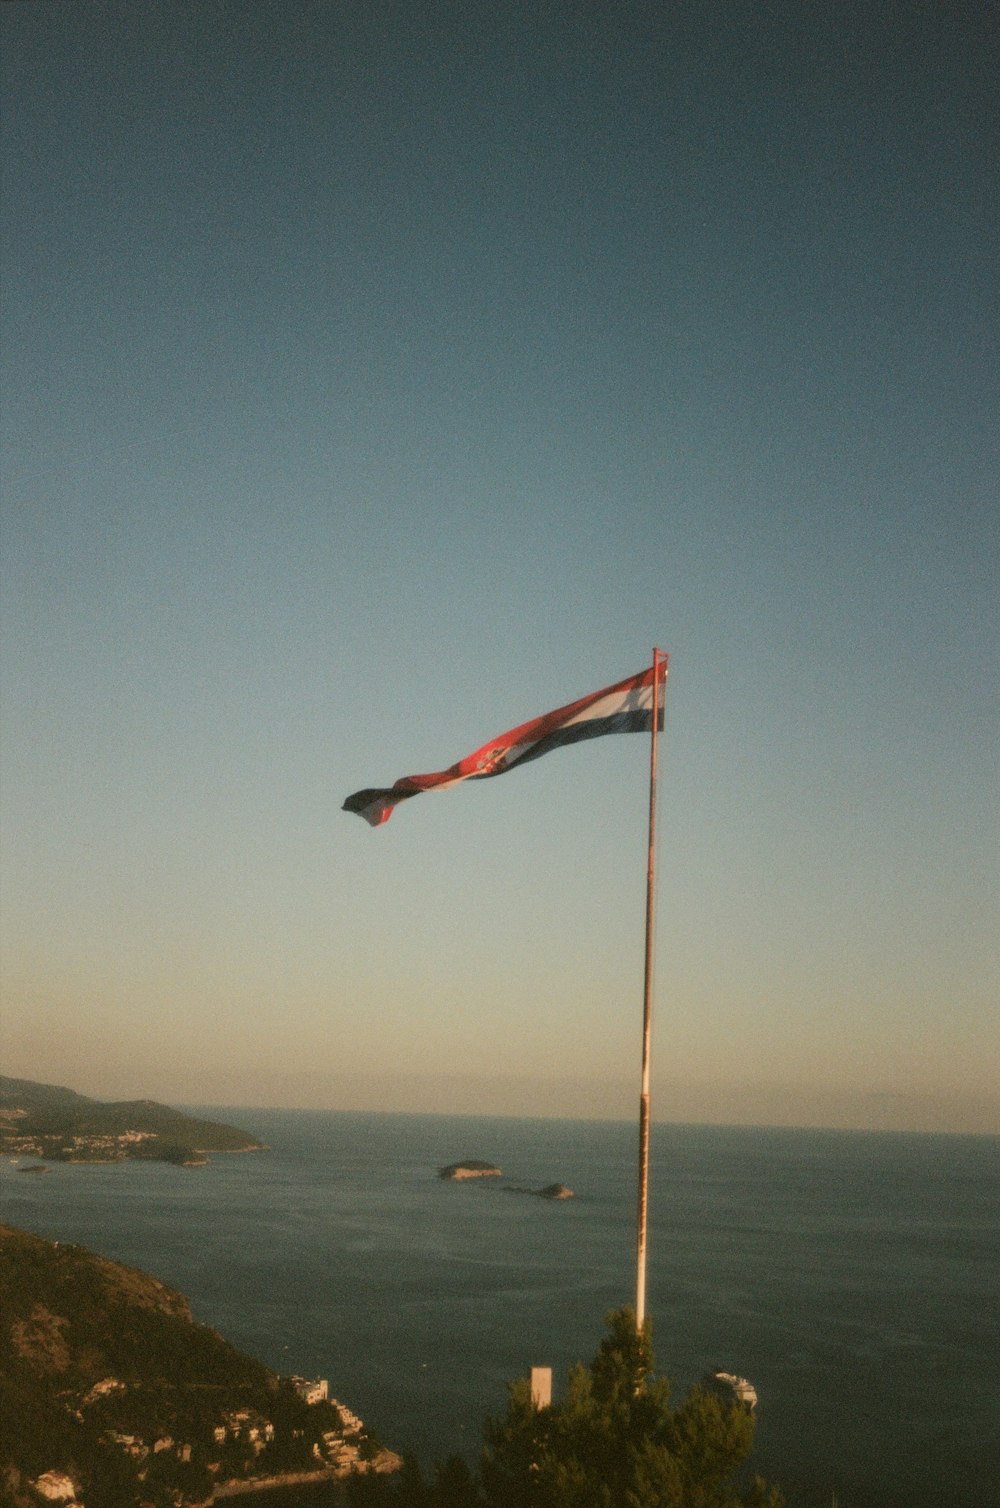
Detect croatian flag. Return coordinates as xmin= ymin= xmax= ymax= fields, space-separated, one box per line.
xmin=343 ymin=659 xmax=668 ymax=827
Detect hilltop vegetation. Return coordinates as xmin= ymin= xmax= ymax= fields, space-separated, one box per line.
xmin=0 ymin=1076 xmax=262 ymax=1165
xmin=346 ymin=1309 xmax=784 ymax=1508
xmin=0 ymin=1225 xmax=389 ymax=1507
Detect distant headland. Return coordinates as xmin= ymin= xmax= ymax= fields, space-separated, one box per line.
xmin=0 ymin=1075 xmax=264 ymax=1167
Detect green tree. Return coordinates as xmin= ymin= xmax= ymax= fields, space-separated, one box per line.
xmin=336 ymin=1310 xmax=783 ymax=1508
xmin=479 ymin=1307 xmax=783 ymax=1508
xmin=432 ymin=1455 xmax=481 ymax=1508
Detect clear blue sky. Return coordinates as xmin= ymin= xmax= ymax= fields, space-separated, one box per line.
xmin=2 ymin=1 xmax=997 ymax=1131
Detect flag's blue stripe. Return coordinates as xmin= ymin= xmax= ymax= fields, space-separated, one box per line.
xmin=472 ymin=707 xmax=659 ymax=778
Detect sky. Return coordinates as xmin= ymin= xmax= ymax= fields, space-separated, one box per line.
xmin=1 ymin=1 xmax=997 ymax=1133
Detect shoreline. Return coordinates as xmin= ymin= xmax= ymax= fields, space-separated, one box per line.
xmin=201 ymin=1450 xmax=401 ymax=1505
xmin=201 ymin=1469 xmax=344 ymax=1504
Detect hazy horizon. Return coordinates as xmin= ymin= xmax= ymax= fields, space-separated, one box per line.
xmin=4 ymin=1063 xmax=998 ymax=1138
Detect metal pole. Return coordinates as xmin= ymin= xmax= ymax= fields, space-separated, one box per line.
xmin=636 ymin=647 xmax=666 ymax=1333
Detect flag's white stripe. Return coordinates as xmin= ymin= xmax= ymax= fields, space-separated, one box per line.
xmin=497 ymin=685 xmax=656 ymax=769
xmin=561 ymin=683 xmax=655 ymax=726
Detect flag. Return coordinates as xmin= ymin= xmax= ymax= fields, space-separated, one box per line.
xmin=343 ymin=659 xmax=667 ymax=827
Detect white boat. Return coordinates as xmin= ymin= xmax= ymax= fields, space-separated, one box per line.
xmin=701 ymin=1369 xmax=758 ymax=1412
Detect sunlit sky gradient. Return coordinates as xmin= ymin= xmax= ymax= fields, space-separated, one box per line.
xmin=2 ymin=2 xmax=997 ymax=1132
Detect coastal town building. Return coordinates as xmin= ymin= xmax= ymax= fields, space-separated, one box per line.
xmin=30 ymin=1473 xmax=80 ymax=1504
xmin=82 ymin=1376 xmax=125 ymax=1406
xmin=289 ymin=1374 xmax=328 ymax=1404
xmin=107 ymin=1431 xmax=147 ymax=1459
xmin=330 ymin=1397 xmax=363 ymax=1434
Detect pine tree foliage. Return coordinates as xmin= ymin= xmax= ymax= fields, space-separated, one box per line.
xmin=478 ymin=1306 xmax=783 ymax=1508
xmin=356 ymin=1307 xmax=784 ymax=1508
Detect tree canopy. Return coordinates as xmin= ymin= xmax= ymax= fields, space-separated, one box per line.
xmin=350 ymin=1307 xmax=784 ymax=1508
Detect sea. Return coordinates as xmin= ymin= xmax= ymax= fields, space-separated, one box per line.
xmin=2 ymin=1111 xmax=998 ymax=1508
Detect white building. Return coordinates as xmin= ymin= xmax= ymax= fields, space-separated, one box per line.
xmin=330 ymin=1398 xmax=363 ymax=1434
xmin=289 ymin=1375 xmax=328 ymax=1405
xmin=30 ymin=1473 xmax=80 ymax=1504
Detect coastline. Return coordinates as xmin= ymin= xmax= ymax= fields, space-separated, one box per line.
xmin=202 ymin=1471 xmax=344 ymax=1504
xmin=204 ymin=1480 xmax=346 ymax=1506
xmin=201 ymin=1449 xmax=401 ymax=1504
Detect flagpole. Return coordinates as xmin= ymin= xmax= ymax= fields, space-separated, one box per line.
xmin=635 ymin=646 xmax=665 ymax=1333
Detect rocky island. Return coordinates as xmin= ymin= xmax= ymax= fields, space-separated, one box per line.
xmin=438 ymin=1160 xmax=501 ymax=1180
xmin=0 ymin=1224 xmax=399 ymax=1507
xmin=0 ymin=1075 xmax=264 ymax=1168
xmin=438 ymin=1163 xmax=573 ymax=1199
xmin=499 ymin=1181 xmax=574 ymax=1199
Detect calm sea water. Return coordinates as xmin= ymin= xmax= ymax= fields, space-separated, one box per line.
xmin=2 ymin=1112 xmax=997 ymax=1507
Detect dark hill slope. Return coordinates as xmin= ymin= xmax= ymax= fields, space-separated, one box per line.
xmin=0 ymin=1077 xmax=95 ymax=1115
xmin=0 ymin=1225 xmax=357 ymax=1507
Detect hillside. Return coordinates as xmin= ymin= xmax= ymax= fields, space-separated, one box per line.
xmin=0 ymin=1077 xmax=263 ymax=1165
xmin=0 ymin=1224 xmax=393 ymax=1507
